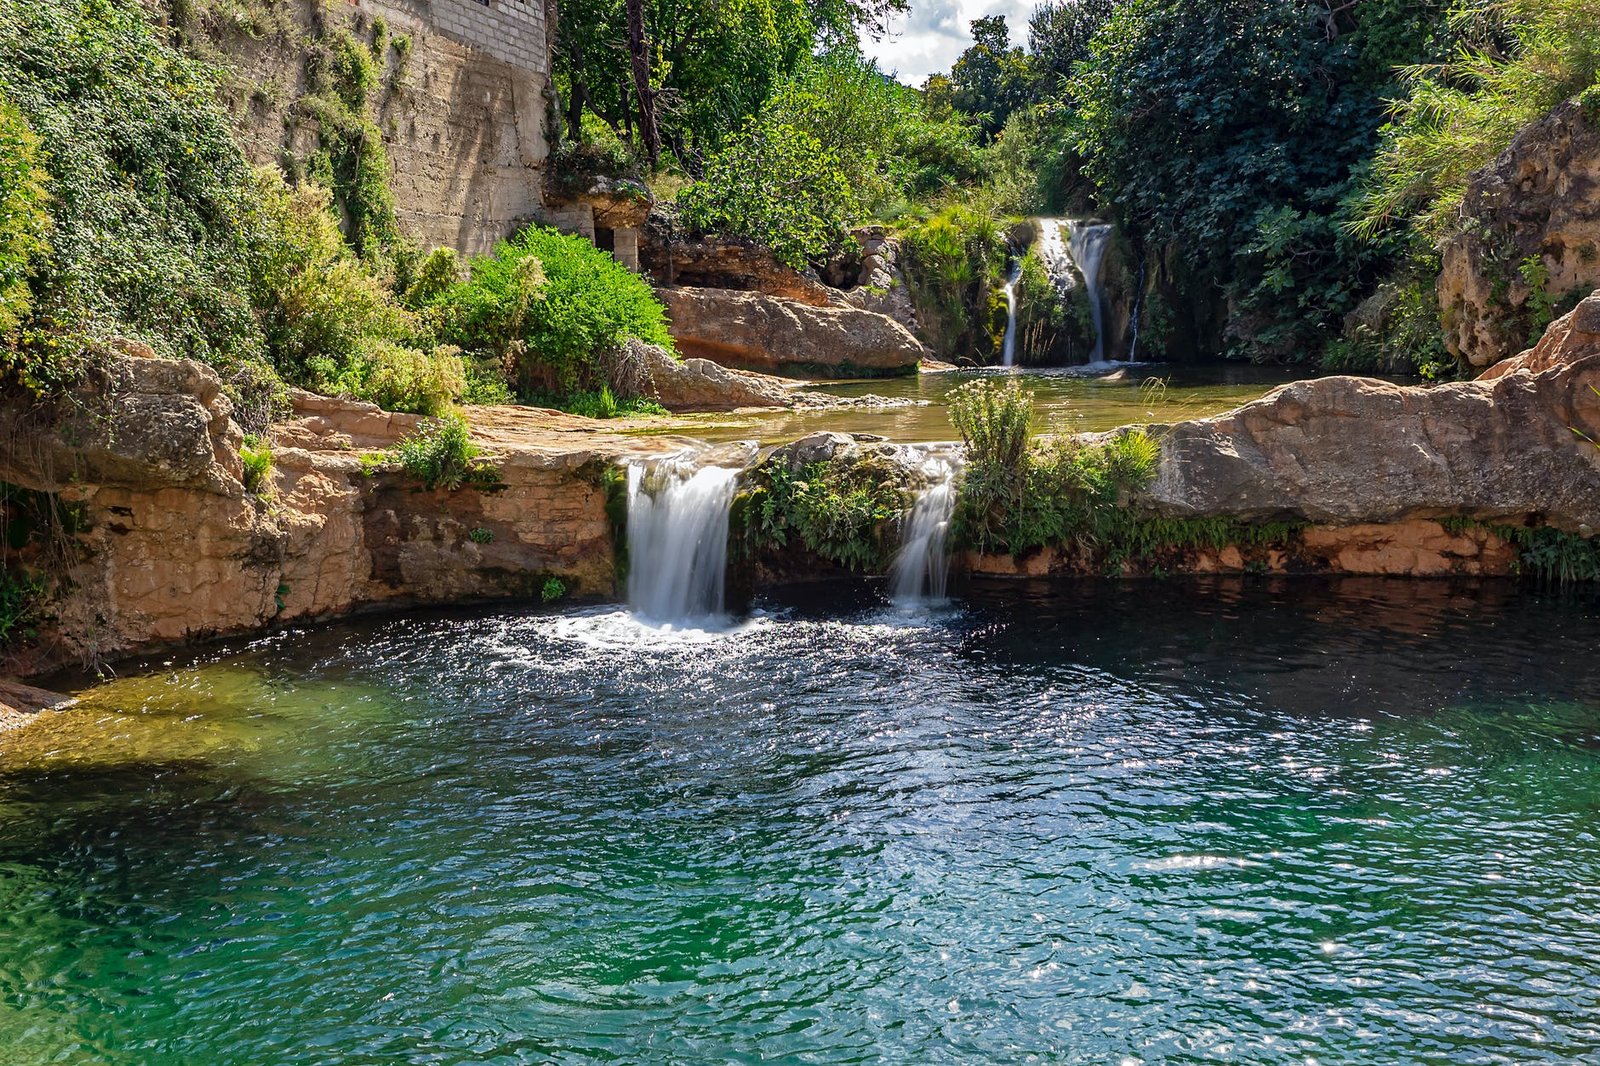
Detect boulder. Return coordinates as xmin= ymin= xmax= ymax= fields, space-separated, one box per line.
xmin=1480 ymin=288 xmax=1600 ymax=381
xmin=1439 ymin=100 xmax=1600 ymax=369
xmin=839 ymin=226 xmax=920 ymax=334
xmin=658 ymin=286 xmax=926 ymax=376
xmin=605 ymin=338 xmax=799 ymax=411
xmin=1138 ymin=359 xmax=1600 ymax=531
xmin=0 ymin=346 xmax=243 ymax=495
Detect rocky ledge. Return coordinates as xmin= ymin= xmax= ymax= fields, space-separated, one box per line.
xmin=0 ymin=356 xmax=698 ymax=674
xmin=976 ymin=299 xmax=1600 ymax=578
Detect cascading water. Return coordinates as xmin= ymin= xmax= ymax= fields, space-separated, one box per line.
xmin=1033 ymin=218 xmax=1118 ymax=364
xmin=889 ymin=454 xmax=957 ymax=606
xmin=1066 ymin=220 xmax=1114 ymax=363
xmin=625 ymin=453 xmax=743 ymax=624
xmin=1000 ymin=263 xmax=1022 ymax=368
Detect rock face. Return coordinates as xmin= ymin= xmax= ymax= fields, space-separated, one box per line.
xmin=1439 ymin=100 xmax=1600 ymax=369
xmin=0 ymin=354 xmax=693 ymax=673
xmin=185 ymin=0 xmax=553 ymax=256
xmin=839 ymin=226 xmax=920 ymax=334
xmin=659 ymin=286 xmax=926 ymax=375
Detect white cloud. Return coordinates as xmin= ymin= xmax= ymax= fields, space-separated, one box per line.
xmin=860 ymin=0 xmax=1035 ymax=86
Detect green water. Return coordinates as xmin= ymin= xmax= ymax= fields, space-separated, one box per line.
xmin=2 ymin=579 xmax=1600 ymax=1063
xmin=657 ymin=364 xmax=1312 ymax=444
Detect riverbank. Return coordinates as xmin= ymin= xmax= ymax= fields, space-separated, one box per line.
xmin=2 ymin=296 xmax=1598 ymax=680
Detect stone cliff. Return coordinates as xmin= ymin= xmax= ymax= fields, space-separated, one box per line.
xmin=1439 ymin=100 xmax=1600 ymax=370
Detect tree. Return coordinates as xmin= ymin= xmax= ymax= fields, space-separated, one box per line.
xmin=949 ymin=16 xmax=1032 ymax=140
xmin=624 ymin=0 xmax=659 ymax=166
xmin=1065 ymin=0 xmax=1446 ymax=360
xmin=1027 ymin=0 xmax=1122 ymax=96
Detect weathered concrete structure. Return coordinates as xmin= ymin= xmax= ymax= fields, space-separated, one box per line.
xmin=190 ymin=0 xmax=554 ymax=254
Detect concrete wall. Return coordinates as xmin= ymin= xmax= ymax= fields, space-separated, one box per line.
xmin=199 ymin=0 xmax=553 ymax=255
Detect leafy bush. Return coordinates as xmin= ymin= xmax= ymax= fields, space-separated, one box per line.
xmin=740 ymin=454 xmax=905 ymax=572
xmin=342 ymin=341 xmax=464 ymax=416
xmin=949 ymin=379 xmax=1033 ymax=468
xmin=468 ymin=526 xmax=494 ymax=545
xmin=679 ymin=118 xmax=855 ymax=270
xmin=900 ymin=202 xmax=1009 ymax=360
xmin=239 ymin=434 xmax=273 ymax=496
xmin=0 ymin=565 xmax=44 ymax=648
xmin=949 ymin=380 xmax=1161 ymax=558
xmin=391 ymin=414 xmax=497 ymax=491
xmin=532 ymin=386 xmax=667 ymax=420
xmin=0 ymin=0 xmax=265 ymax=374
xmin=435 ymin=225 xmax=674 ymax=398
xmin=540 ymin=576 xmax=566 ymax=603
xmin=0 ymin=95 xmax=48 ymax=341
xmin=1354 ymin=0 xmax=1600 ymax=241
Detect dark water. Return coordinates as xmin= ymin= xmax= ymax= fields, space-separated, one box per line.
xmin=3 ymin=579 xmax=1600 ymax=1064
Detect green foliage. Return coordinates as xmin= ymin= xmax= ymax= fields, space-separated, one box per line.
xmin=533 ymin=386 xmax=667 ymax=420
xmin=740 ymin=454 xmax=905 ymax=572
xmin=0 ymin=566 xmax=45 ymax=648
xmin=679 ymin=119 xmax=855 ymax=270
xmin=436 ymin=225 xmax=674 ymax=398
xmin=391 ymin=414 xmax=498 ymax=491
xmin=900 ymin=202 xmax=1008 ymax=360
xmin=1445 ymin=517 xmax=1600 ymax=583
xmin=1066 ymin=0 xmax=1449 ymax=362
xmin=540 ymin=576 xmax=567 ymax=603
xmin=1322 ymin=269 xmax=1453 ymax=377
xmin=300 ymin=28 xmax=401 ymax=257
xmin=949 ymin=379 xmax=1033 ymax=468
xmin=950 ymin=16 xmax=1033 ymax=140
xmin=239 ymin=434 xmax=273 ymax=497
xmin=0 ymin=0 xmax=266 ymax=378
xmin=949 ymin=380 xmax=1162 ymax=558
xmin=468 ymin=526 xmax=494 ymax=545
xmin=0 ymin=95 xmax=48 ymax=341
xmin=1355 ymin=0 xmax=1600 ymax=241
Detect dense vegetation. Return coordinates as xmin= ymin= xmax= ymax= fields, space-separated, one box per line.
xmin=557 ymin=0 xmax=1600 ymax=374
xmin=0 ymin=0 xmax=675 ymax=423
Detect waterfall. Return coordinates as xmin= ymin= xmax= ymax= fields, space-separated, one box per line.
xmin=1000 ymin=262 xmax=1021 ymax=367
xmin=1127 ymin=256 xmax=1147 ymax=362
xmin=626 ymin=453 xmax=743 ymax=624
xmin=889 ymin=455 xmax=957 ymax=606
xmin=1066 ymin=220 xmax=1114 ymax=363
xmin=1032 ymin=219 xmax=1116 ymax=364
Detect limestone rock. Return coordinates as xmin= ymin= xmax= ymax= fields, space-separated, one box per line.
xmin=840 ymin=227 xmax=920 ymax=333
xmin=659 ymin=286 xmax=926 ymax=375
xmin=1138 ymin=360 xmax=1600 ymax=531
xmin=0 ymin=350 xmax=243 ymax=496
xmin=1480 ymin=289 xmax=1600 ymax=380
xmin=0 ymin=355 xmax=699 ymax=674
xmin=605 ymin=339 xmax=798 ymax=411
xmin=1439 ymin=100 xmax=1600 ymax=368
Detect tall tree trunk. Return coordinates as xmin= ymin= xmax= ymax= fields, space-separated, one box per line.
xmin=625 ymin=0 xmax=660 ymax=167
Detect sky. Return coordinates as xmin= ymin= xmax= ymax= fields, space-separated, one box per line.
xmin=859 ymin=0 xmax=1034 ymax=86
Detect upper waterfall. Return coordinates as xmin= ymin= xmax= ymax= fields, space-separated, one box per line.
xmin=1035 ymin=218 xmax=1117 ymax=364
